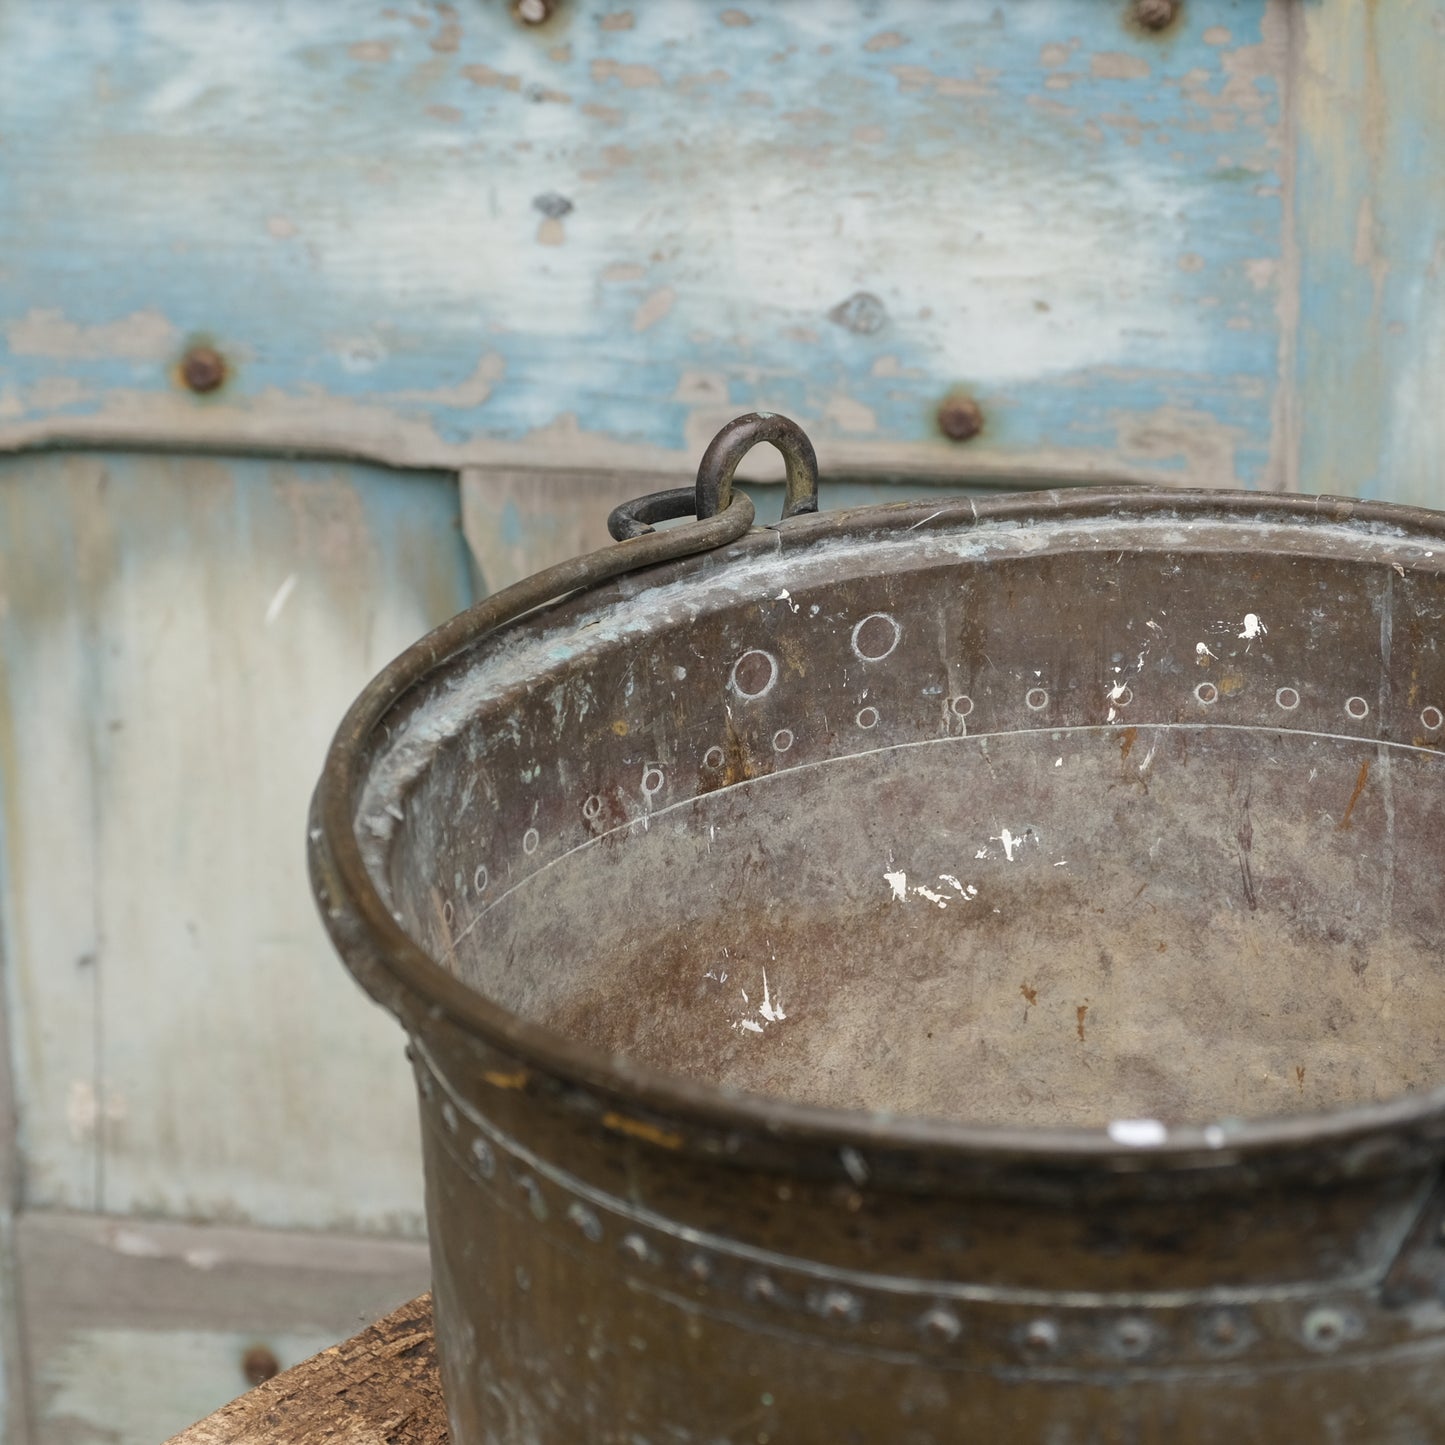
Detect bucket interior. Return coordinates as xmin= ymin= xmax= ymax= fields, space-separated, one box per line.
xmin=366 ymin=503 xmax=1445 ymax=1130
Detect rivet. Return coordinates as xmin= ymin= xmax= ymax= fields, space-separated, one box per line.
xmin=470 ymin=1136 xmax=496 ymax=1179
xmin=1022 ymin=1319 xmax=1059 ymax=1355
xmin=620 ymin=1232 xmax=653 ymax=1265
xmin=746 ymin=1273 xmax=781 ymax=1305
xmin=180 ymin=344 xmax=227 ymax=394
xmin=515 ymin=0 xmax=551 ymax=22
xmin=1112 ymin=1317 xmax=1153 ymax=1358
xmin=1200 ymin=1308 xmax=1250 ymax=1353
xmin=440 ymin=1101 xmax=458 ymax=1134
xmin=937 ymin=394 xmax=984 ymax=443
xmin=518 ymin=1175 xmax=548 ymax=1222
xmin=567 ymin=1202 xmax=603 ymax=1244
xmin=241 ymin=1344 xmax=280 ymax=1386
xmin=1133 ymin=0 xmax=1179 ymax=30
xmin=918 ymin=1306 xmax=962 ymax=1344
xmin=684 ymin=1252 xmax=713 ymax=1284
xmin=1302 ymin=1306 xmax=1352 ymax=1352
xmin=811 ymin=1288 xmax=862 ymax=1325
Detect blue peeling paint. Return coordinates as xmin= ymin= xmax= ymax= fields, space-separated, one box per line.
xmin=0 ymin=0 xmax=1287 ymax=486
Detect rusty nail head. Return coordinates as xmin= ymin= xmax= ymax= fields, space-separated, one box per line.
xmin=1133 ymin=0 xmax=1179 ymax=30
xmin=241 ymin=1344 xmax=280 ymax=1386
xmin=938 ymin=394 xmax=984 ymax=443
xmin=516 ymin=0 xmax=551 ymax=22
xmin=181 ymin=345 xmax=226 ymax=394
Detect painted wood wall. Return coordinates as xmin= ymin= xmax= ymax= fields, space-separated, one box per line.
xmin=1 ymin=1 xmax=1443 ymax=1440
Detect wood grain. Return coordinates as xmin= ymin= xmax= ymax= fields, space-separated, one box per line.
xmin=168 ymin=1295 xmax=446 ymax=1445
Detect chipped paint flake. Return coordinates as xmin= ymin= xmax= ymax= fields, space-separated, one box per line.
xmin=264 ymin=572 xmax=298 ymax=625
xmin=884 ymin=869 xmax=908 ymax=901
xmin=1238 ymin=612 xmax=1267 ymax=640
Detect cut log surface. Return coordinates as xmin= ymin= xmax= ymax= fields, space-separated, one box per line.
xmin=168 ymin=1293 xmax=448 ymax=1445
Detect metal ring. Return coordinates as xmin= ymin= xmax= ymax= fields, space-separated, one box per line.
xmin=695 ymin=412 xmax=820 ymax=522
xmin=607 ymin=487 xmax=700 ymax=542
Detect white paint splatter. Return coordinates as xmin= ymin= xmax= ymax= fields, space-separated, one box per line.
xmin=1107 ymin=1118 xmax=1168 ymax=1147
xmin=759 ymin=968 xmax=786 ymax=1023
xmin=1055 ymin=757 xmax=1063 ymax=767
xmin=264 ymin=572 xmax=297 ymax=625
xmin=1196 ymin=642 xmax=1218 ymax=660
xmin=884 ymin=870 xmax=908 ymax=901
xmin=975 ymin=848 xmax=988 ymax=860
xmin=775 ymin=589 xmax=800 ymax=613
xmin=1108 ymin=681 xmax=1128 ymax=702
xmin=996 ymin=828 xmax=1021 ymax=861
xmin=736 ymin=1020 xmax=764 ymax=1035
xmin=1238 ymin=613 xmax=1266 ymax=640
xmin=913 ymin=884 xmax=948 ymax=908
xmin=940 ymin=874 xmax=967 ymax=895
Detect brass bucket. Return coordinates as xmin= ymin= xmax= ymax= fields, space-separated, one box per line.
xmin=311 ymin=415 xmax=1445 ymax=1442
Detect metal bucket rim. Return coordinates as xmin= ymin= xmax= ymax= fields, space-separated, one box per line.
xmin=311 ymin=484 xmax=1445 ymax=1169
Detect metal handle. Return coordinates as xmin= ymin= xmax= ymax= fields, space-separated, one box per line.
xmin=608 ymin=412 xmax=820 ymax=542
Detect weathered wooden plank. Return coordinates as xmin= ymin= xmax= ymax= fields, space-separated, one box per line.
xmin=1293 ymin=0 xmax=1445 ymax=507
xmin=17 ymin=1211 xmax=431 ymax=1445
xmin=0 ymin=452 xmax=472 ymax=1232
xmin=168 ymin=1294 xmax=444 ymax=1445
xmin=0 ymin=1 xmax=1289 ymax=489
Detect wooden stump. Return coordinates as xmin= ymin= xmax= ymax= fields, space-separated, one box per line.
xmin=168 ymin=1293 xmax=447 ymax=1444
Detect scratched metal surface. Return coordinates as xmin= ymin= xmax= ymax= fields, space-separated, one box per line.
xmin=0 ymin=0 xmax=1296 ymax=489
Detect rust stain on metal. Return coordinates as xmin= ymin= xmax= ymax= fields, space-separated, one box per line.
xmin=611 ymin=719 xmax=628 ymax=736
xmin=178 ymin=344 xmax=227 ymax=395
xmin=937 ymin=394 xmax=984 ymax=443
xmin=1337 ymin=758 xmax=1372 ymax=831
xmin=1296 ymin=1065 xmax=1306 ymax=1094
xmin=1076 ymin=1004 xmax=1088 ymax=1042
xmin=1118 ymin=727 xmax=1139 ymax=760
xmin=601 ymin=1111 xmax=682 ymax=1149
xmin=482 ymin=1068 xmax=530 ymax=1090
